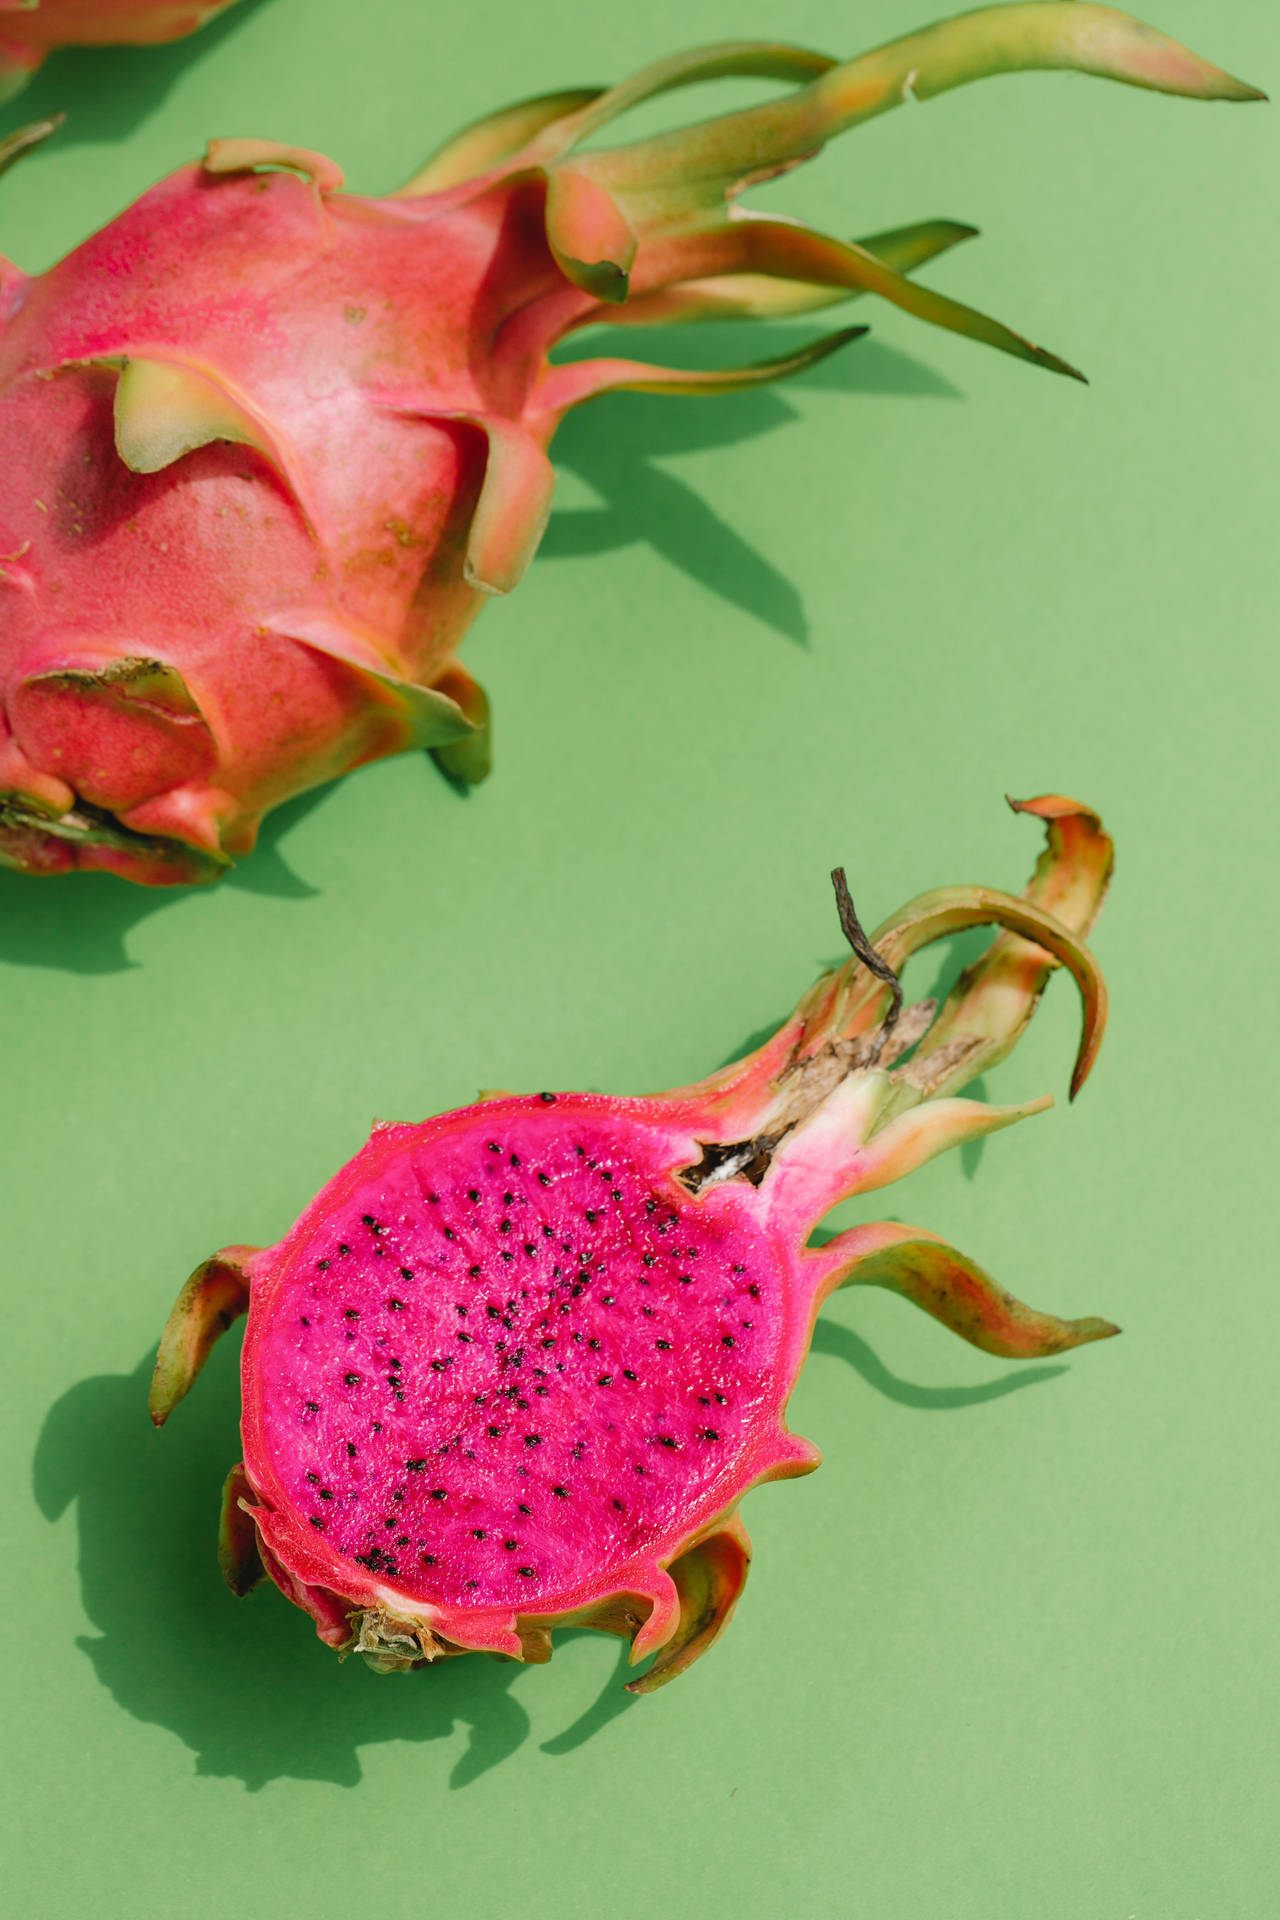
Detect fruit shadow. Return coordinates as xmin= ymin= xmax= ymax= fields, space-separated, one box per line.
xmin=33 ymin=1339 xmax=644 ymax=1792
xmin=0 ymin=2 xmax=265 ymax=142
xmin=544 ymin=330 xmax=960 ymax=645
xmin=0 ymin=786 xmax=327 ymax=976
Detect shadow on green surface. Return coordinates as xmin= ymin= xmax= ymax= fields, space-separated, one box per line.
xmin=809 ymin=1313 xmax=1066 ymax=1409
xmin=32 ymin=1342 xmax=643 ymax=1791
xmin=546 ymin=332 xmax=960 ymax=644
xmin=0 ymin=787 xmax=326 ymax=975
xmin=0 ymin=2 xmax=264 ymax=144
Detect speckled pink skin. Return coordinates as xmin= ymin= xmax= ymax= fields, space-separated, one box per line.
xmin=0 ymin=2 xmax=239 ymax=95
xmin=0 ymin=11 xmax=1260 ymax=884
xmin=153 ymin=798 xmax=1120 ymax=1689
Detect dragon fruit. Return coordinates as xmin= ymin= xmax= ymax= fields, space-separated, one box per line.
xmin=0 ymin=1 xmax=241 ymax=100
xmin=152 ymin=794 xmax=1115 ymax=1688
xmin=0 ymin=10 xmax=1262 ymax=886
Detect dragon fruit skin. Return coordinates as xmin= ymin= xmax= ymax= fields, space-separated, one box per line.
xmin=0 ymin=10 xmax=1262 ymax=885
xmin=152 ymin=796 xmax=1116 ymax=1689
xmin=0 ymin=2 xmax=242 ymax=100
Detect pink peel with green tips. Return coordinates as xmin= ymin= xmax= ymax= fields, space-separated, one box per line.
xmin=152 ymin=794 xmax=1117 ymax=1689
xmin=0 ymin=7 xmax=1262 ymax=883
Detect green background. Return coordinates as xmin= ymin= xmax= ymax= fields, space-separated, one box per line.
xmin=1 ymin=2 xmax=1275 ymax=1913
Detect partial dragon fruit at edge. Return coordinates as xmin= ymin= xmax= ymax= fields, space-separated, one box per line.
xmin=0 ymin=7 xmax=1263 ymax=884
xmin=153 ymin=795 xmax=1114 ymax=1689
xmin=0 ymin=1 xmax=242 ymax=101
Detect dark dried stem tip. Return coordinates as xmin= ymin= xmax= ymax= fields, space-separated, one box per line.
xmin=830 ymin=866 xmax=903 ymax=1048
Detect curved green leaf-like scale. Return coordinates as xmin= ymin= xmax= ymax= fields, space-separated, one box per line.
xmin=112 ymin=356 xmax=280 ymax=476
xmin=531 ymin=39 xmax=838 ymax=158
xmin=537 ymin=325 xmax=866 ymax=413
xmin=459 ymin=418 xmax=558 ymax=594
xmin=400 ymin=88 xmax=605 ymax=196
xmin=0 ymin=115 xmax=63 ymax=180
xmin=811 ymin=1223 xmax=1119 ymax=1358
xmin=642 ymin=218 xmax=1084 ymax=380
xmin=218 ymin=1464 xmax=265 ymax=1596
xmin=149 ymin=1248 xmax=257 ymax=1426
xmin=204 ymin=138 xmax=345 ymax=193
xmin=264 ymin=610 xmax=477 ymax=751
xmin=428 ymin=659 xmax=492 ymax=787
xmin=579 ymin=220 xmax=978 ymax=327
xmin=576 ymin=5 xmax=1263 ymax=209
xmin=870 ymin=885 xmax=1108 ymax=1099
xmin=907 ymin=798 xmax=1115 ymax=1101
xmin=627 ymin=1517 xmax=752 ymax=1695
xmin=544 ymin=167 xmax=638 ymax=303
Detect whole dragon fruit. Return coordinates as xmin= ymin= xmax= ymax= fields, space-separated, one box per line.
xmin=152 ymin=795 xmax=1114 ymax=1688
xmin=0 ymin=9 xmax=1260 ymax=886
xmin=0 ymin=1 xmax=241 ymax=100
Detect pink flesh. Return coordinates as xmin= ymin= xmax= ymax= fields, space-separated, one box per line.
xmin=244 ymin=1101 xmax=787 ymax=1615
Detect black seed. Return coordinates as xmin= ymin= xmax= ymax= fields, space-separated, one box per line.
xmin=524 ymin=1434 xmax=542 ymax=1447
xmin=510 ymin=1154 xmax=520 ymax=1167
xmin=642 ymin=1254 xmax=655 ymax=1267
xmin=623 ymin=1369 xmax=638 ymax=1381
xmin=305 ymin=1471 xmax=319 ymax=1484
xmin=387 ymin=1299 xmax=405 ymax=1312
xmin=444 ymin=1227 xmax=457 ymax=1241
xmin=500 ymin=1220 xmax=512 ymax=1235
xmin=338 ymin=1244 xmax=351 ymax=1256
xmin=538 ymin=1172 xmax=551 ymax=1187
xmin=430 ymin=1489 xmax=447 ymax=1501
xmin=572 ymin=1441 xmax=586 ymax=1458
xmin=397 ymin=1535 xmax=410 ymax=1546
xmin=501 ymin=1251 xmax=514 ymax=1263
xmin=406 ymin=1458 xmax=427 ymax=1471
xmin=487 ymin=1305 xmax=502 ymax=1319
xmin=344 ymin=1308 xmax=359 ymax=1320
xmin=422 ymin=1555 xmax=438 ymax=1567
xmin=698 ymin=1395 xmax=711 ymax=1406
xmin=655 ymin=1339 xmax=672 ymax=1351
xmin=468 ymin=1189 xmax=481 ymax=1203
xmin=472 ymin=1528 xmax=487 ymax=1539
xmin=517 ymin=1567 xmax=535 ymax=1578
xmin=588 ymin=1338 xmax=601 ymax=1351
xmin=585 ymin=1210 xmax=597 ymax=1225
xmin=722 ymin=1335 xmax=736 ymax=1348
xmin=597 ymin=1374 xmax=613 ymax=1387
xmin=714 ymin=1393 xmax=727 ymax=1405
xmin=503 ymin=1539 xmax=517 ymax=1551
xmin=645 ymin=1199 xmax=657 ymax=1215
xmin=318 ymin=1488 xmax=333 ymax=1500
xmin=678 ymin=1274 xmax=692 ymax=1285
xmin=309 ymin=1516 xmax=325 ymax=1529
xmin=431 ymin=1358 xmax=453 ymax=1371
xmin=487 ymin=1425 xmax=502 ymax=1437
xmin=300 ymin=1315 xmax=310 ymax=1327
xmin=524 ymin=1243 xmax=536 ymax=1256
xmin=612 ymin=1497 xmax=624 ymax=1510
xmin=458 ymin=1333 xmax=473 ymax=1344
xmin=518 ymin=1503 xmax=531 ymax=1515
xmin=468 ymin=1265 xmax=481 ymax=1279
xmin=702 ymin=1429 xmax=721 ymax=1442
xmin=346 ymin=1443 xmax=357 ymax=1457
xmin=466 ymin=1578 xmax=478 ymax=1588
xmin=344 ymin=1372 xmax=361 ymax=1386
xmin=741 ymin=1320 xmax=753 ymax=1330
xmin=642 ymin=1306 xmax=656 ymax=1319
xmin=317 ymin=1259 xmax=331 ymax=1270
xmin=540 ymin=1337 xmax=556 ymax=1349
xmin=488 ymin=1142 xmax=501 ymax=1153
xmin=552 ymin=1486 xmax=569 ymax=1499
xmin=456 ymin=1304 xmax=468 ymax=1316
xmin=539 ymin=1092 xmax=556 ymax=1104
xmin=362 ymin=1214 xmax=378 ymax=1227
xmin=400 ymin=1267 xmax=414 ymax=1281
xmin=304 ymin=1400 xmax=319 ymax=1413
xmin=656 ymin=1436 xmax=678 ymax=1449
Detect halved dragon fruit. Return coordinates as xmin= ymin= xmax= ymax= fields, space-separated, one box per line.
xmin=0 ymin=8 xmax=1262 ymax=883
xmin=153 ymin=795 xmax=1116 ymax=1689
xmin=0 ymin=1 xmax=241 ymax=101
